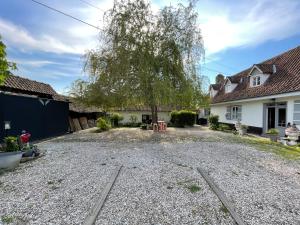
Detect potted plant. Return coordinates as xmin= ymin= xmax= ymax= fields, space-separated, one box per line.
xmin=266 ymin=128 xmax=279 ymax=142
xmin=0 ymin=136 xmax=23 ymax=170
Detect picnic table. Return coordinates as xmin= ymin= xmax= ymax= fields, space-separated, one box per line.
xmin=153 ymin=121 xmax=167 ymax=132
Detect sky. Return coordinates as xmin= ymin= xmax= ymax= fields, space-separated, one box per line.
xmin=1 ymin=0 xmax=300 ymax=94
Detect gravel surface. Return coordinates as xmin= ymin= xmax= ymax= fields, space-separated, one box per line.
xmin=1 ymin=127 xmax=300 ymax=225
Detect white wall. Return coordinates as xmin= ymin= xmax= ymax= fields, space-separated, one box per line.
xmin=211 ymin=101 xmax=264 ymax=127
xmin=211 ymin=96 xmax=300 ymax=129
xmin=115 ymin=111 xmax=171 ymax=123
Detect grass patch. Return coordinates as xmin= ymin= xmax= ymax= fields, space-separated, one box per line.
xmin=220 ymin=204 xmax=229 ymax=214
xmin=228 ymin=135 xmax=300 ymax=160
xmin=1 ymin=215 xmax=14 ymax=224
xmin=187 ymin=184 xmax=201 ymax=193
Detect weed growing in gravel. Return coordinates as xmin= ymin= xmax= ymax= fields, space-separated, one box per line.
xmin=220 ymin=204 xmax=229 ymax=214
xmin=47 ymin=180 xmax=54 ymax=185
xmin=1 ymin=215 xmax=14 ymax=224
xmin=187 ymin=184 xmax=201 ymax=193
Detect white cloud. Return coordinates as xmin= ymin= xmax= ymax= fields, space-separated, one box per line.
xmin=11 ymin=58 xmax=64 ymax=68
xmin=199 ymin=0 xmax=300 ymax=55
xmin=0 ymin=18 xmax=91 ymax=54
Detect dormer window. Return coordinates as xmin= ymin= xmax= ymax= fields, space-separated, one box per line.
xmin=252 ymin=76 xmax=261 ymax=86
xmin=249 ymin=64 xmax=272 ymax=87
xmin=225 ymin=84 xmax=231 ymax=93
xmin=224 ymin=78 xmax=237 ymax=93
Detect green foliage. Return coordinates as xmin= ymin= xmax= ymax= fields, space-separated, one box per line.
xmin=170 ymin=110 xmax=196 ymax=127
xmin=218 ymin=123 xmax=231 ymax=131
xmin=110 ymin=113 xmax=124 ymax=127
xmin=129 ymin=114 xmax=138 ymax=124
xmin=4 ymin=136 xmax=19 ymax=152
xmin=121 ymin=122 xmax=142 ymax=127
xmin=187 ymin=184 xmax=201 ymax=193
xmin=71 ymin=0 xmax=206 ymax=121
xmin=141 ymin=123 xmax=147 ymax=130
xmin=266 ymin=128 xmax=279 ymax=135
xmin=0 ymin=35 xmax=17 ymax=85
xmin=1 ymin=215 xmax=14 ymax=224
xmin=208 ymin=115 xmax=219 ymax=130
xmin=96 ymin=117 xmax=111 ymax=131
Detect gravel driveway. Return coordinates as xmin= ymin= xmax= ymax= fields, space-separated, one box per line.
xmin=0 ymin=127 xmax=300 ymax=225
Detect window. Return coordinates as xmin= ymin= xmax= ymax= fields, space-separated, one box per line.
xmin=252 ymin=76 xmax=261 ymax=86
xmin=226 ymin=105 xmax=242 ymax=120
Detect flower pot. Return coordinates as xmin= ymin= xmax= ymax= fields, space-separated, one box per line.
xmin=0 ymin=151 xmax=23 ymax=170
xmin=22 ymin=149 xmax=34 ymax=157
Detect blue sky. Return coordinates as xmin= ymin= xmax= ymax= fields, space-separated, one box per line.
xmin=1 ymin=0 xmax=300 ymax=93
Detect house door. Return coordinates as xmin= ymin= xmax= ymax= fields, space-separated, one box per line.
xmin=267 ymin=107 xmax=275 ymax=129
xmin=265 ymin=102 xmax=287 ymax=136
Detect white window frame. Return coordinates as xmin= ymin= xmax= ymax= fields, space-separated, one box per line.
xmin=252 ymin=76 xmax=261 ymax=86
xmin=226 ymin=105 xmax=242 ymax=120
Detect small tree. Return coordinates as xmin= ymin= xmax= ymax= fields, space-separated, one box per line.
xmin=0 ymin=35 xmax=17 ymax=84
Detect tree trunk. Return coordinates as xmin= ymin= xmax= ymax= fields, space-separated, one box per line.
xmin=151 ymin=105 xmax=158 ymax=124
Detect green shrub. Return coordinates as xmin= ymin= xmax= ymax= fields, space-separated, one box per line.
xmin=218 ymin=123 xmax=231 ymax=131
xmin=110 ymin=113 xmax=124 ymax=127
xmin=129 ymin=114 xmax=138 ymax=127
xmin=121 ymin=122 xmax=142 ymax=127
xmin=96 ymin=117 xmax=111 ymax=131
xmin=140 ymin=123 xmax=147 ymax=130
xmin=208 ymin=115 xmax=219 ymax=130
xmin=266 ymin=128 xmax=279 ymax=135
xmin=4 ymin=136 xmax=19 ymax=152
xmin=170 ymin=110 xmax=196 ymax=127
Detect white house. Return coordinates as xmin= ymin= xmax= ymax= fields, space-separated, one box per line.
xmin=210 ymin=46 xmax=300 ymax=135
xmin=112 ymin=107 xmax=172 ymax=124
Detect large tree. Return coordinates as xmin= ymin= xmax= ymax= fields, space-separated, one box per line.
xmin=0 ymin=35 xmax=16 ymax=84
xmin=72 ymin=0 xmax=206 ymax=122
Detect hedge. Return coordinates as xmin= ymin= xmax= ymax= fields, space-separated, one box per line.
xmin=170 ymin=110 xmax=196 ymax=127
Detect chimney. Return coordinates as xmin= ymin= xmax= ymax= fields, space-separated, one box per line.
xmin=273 ymin=64 xmax=277 ymax=73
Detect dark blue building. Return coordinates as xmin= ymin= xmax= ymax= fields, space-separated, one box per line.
xmin=0 ymin=75 xmax=69 ymax=141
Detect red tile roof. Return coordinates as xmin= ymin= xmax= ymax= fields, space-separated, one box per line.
xmin=211 ymin=46 xmax=300 ymax=104
xmin=0 ymin=75 xmax=57 ymax=97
